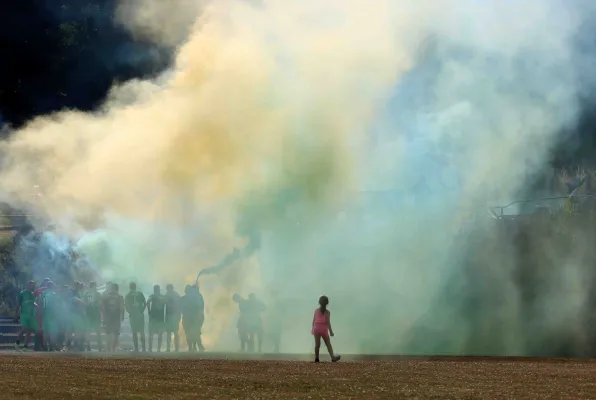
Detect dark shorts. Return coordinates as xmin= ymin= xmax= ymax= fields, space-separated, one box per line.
xmin=129 ymin=314 xmax=145 ymax=333
xmin=166 ymin=315 xmax=181 ymax=333
xmin=149 ymin=317 xmax=165 ymax=334
xmin=43 ymin=317 xmax=59 ymax=335
xmin=69 ymin=314 xmax=86 ymax=333
xmin=237 ymin=316 xmax=247 ymax=332
xmin=20 ymin=313 xmax=37 ymax=331
xmin=86 ymin=313 xmax=102 ymax=331
xmin=104 ymin=314 xmax=121 ymax=335
xmin=246 ymin=318 xmax=263 ymax=335
xmin=182 ymin=315 xmax=204 ymax=335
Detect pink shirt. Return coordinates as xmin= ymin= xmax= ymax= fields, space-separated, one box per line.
xmin=312 ymin=308 xmax=330 ymax=337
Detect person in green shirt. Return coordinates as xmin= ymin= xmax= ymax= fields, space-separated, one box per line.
xmin=125 ymin=282 xmax=147 ymax=352
xmin=101 ymin=283 xmax=124 ymax=353
xmin=15 ymin=280 xmax=37 ymax=350
xmin=40 ymin=281 xmax=59 ymax=351
xmin=147 ymin=285 xmax=166 ymax=352
xmin=165 ymin=284 xmax=181 ymax=352
xmin=83 ymin=281 xmax=103 ymax=351
xmin=70 ymin=281 xmax=87 ymax=351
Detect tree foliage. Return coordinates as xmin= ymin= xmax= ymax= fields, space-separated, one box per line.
xmin=0 ymin=0 xmax=171 ymax=128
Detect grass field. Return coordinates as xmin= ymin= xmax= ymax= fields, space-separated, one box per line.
xmin=2 ymin=353 xmax=596 ymax=399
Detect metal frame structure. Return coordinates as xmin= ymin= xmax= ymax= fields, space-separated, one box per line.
xmin=489 ymin=194 xmax=596 ymax=219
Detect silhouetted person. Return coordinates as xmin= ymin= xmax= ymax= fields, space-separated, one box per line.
xmin=233 ymin=294 xmax=249 ymax=351
xmin=102 ymin=283 xmax=124 ymax=352
xmin=125 ymin=282 xmax=146 ymax=352
xmin=246 ymin=293 xmax=266 ymax=353
xmin=83 ymin=281 xmax=103 ymax=351
xmin=165 ymin=284 xmax=181 ymax=352
xmin=312 ymin=295 xmax=340 ymax=363
xmin=147 ymin=285 xmax=166 ymax=352
xmin=181 ymin=284 xmax=205 ymax=352
xmin=15 ymin=280 xmax=36 ymax=350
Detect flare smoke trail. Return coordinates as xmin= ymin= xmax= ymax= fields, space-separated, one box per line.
xmin=0 ymin=0 xmax=594 ymax=353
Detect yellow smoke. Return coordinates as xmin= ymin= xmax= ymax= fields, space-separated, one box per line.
xmin=0 ymin=0 xmax=423 ymax=348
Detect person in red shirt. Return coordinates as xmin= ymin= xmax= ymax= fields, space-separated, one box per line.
xmin=34 ymin=278 xmax=51 ymax=350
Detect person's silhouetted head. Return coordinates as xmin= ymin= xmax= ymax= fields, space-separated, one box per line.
xmin=318 ymin=295 xmax=329 ymax=314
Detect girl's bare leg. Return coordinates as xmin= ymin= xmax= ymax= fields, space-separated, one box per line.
xmin=322 ymin=336 xmax=336 ymax=358
xmin=314 ymin=335 xmax=321 ymax=361
xmin=323 ymin=336 xmax=341 ymax=361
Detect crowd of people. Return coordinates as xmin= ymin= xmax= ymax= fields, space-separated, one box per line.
xmin=14 ymin=278 xmax=205 ymax=353
xmin=14 ymin=278 xmax=340 ymax=361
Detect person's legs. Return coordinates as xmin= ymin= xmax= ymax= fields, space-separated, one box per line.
xmin=56 ymin=320 xmax=64 ymax=350
xmin=130 ymin=318 xmax=138 ymax=352
xmin=105 ymin=333 xmax=112 ymax=352
xmin=38 ymin=330 xmax=45 ymax=351
xmin=16 ymin=326 xmax=24 ymax=347
xmin=322 ymin=336 xmax=340 ymax=361
xmin=132 ymin=315 xmax=145 ymax=351
xmin=75 ymin=318 xmax=85 ymax=351
xmin=247 ymin=331 xmax=255 ymax=352
xmin=23 ymin=328 xmax=32 ymax=348
xmin=113 ymin=327 xmax=120 ymax=352
xmin=257 ymin=328 xmax=263 ymax=353
xmin=25 ymin=315 xmax=38 ymax=349
xmin=16 ymin=316 xmax=29 ymax=348
xmin=64 ymin=327 xmax=72 ymax=349
xmin=174 ymin=330 xmax=180 ymax=352
xmin=166 ymin=330 xmax=171 ymax=351
xmin=148 ymin=319 xmax=157 ymax=351
xmin=238 ymin=329 xmax=246 ymax=351
xmin=132 ymin=331 xmax=139 ymax=352
xmin=197 ymin=316 xmax=205 ymax=351
xmin=314 ymin=335 xmax=321 ymax=362
xmin=140 ymin=326 xmax=146 ymax=351
xmin=238 ymin=317 xmax=247 ymax=351
xmin=183 ymin=323 xmax=192 ymax=351
xmin=33 ymin=330 xmax=40 ymax=351
xmin=196 ymin=330 xmax=204 ymax=352
xmin=157 ymin=332 xmax=163 ymax=352
xmin=46 ymin=331 xmax=54 ymax=351
xmin=58 ymin=326 xmax=65 ymax=350
xmin=85 ymin=320 xmax=92 ymax=351
xmin=105 ymin=318 xmax=115 ymax=352
xmin=43 ymin=320 xmax=51 ymax=350
xmin=96 ymin=329 xmax=103 ymax=351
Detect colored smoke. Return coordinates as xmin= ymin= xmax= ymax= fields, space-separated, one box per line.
xmin=1 ymin=0 xmax=596 ymax=353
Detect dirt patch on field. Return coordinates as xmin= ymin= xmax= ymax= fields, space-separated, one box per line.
xmin=1 ymin=354 xmax=596 ymax=399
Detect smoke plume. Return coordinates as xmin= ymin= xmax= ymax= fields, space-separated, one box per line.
xmin=1 ymin=0 xmax=595 ymax=353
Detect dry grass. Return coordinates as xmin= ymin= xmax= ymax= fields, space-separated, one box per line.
xmin=2 ymin=354 xmax=596 ymax=399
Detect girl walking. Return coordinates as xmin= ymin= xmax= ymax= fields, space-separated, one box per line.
xmin=312 ymin=295 xmax=340 ymax=363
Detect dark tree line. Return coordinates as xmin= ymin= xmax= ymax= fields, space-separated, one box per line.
xmin=0 ymin=0 xmax=171 ymax=128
